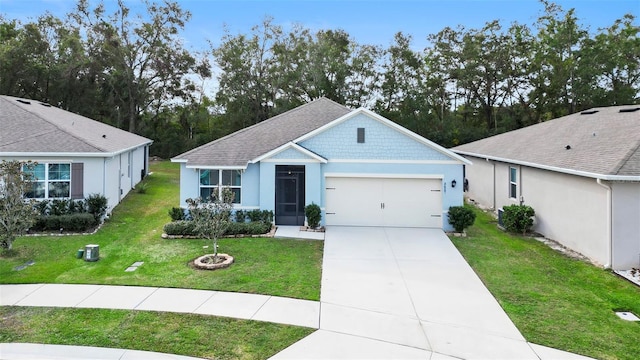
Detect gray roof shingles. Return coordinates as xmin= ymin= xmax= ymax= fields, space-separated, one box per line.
xmin=452 ymin=105 xmax=640 ymax=177
xmin=172 ymin=97 xmax=351 ymax=167
xmin=0 ymin=95 xmax=152 ymax=154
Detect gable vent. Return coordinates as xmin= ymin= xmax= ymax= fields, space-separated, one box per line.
xmin=580 ymin=110 xmax=598 ymax=115
xmin=619 ymin=107 xmax=640 ymax=113
xmin=357 ymin=128 xmax=365 ymax=143
xmin=16 ymin=99 xmax=31 ymax=105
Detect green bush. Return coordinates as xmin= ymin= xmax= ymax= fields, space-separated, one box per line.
xmin=448 ymin=206 xmax=476 ymax=232
xmin=502 ymin=204 xmax=535 ymax=235
xmin=234 ymin=209 xmax=246 ymax=223
xmin=163 ymin=220 xmax=272 ymax=237
xmin=260 ymin=210 xmax=274 ymax=225
xmin=168 ymin=207 xmax=186 ymax=221
xmin=305 ymin=203 xmax=322 ymax=228
xmin=87 ymin=193 xmax=108 ymax=221
xmin=163 ymin=220 xmax=196 ymax=236
xmin=246 ymin=209 xmax=263 ymax=223
xmin=31 ymin=213 xmax=96 ymax=232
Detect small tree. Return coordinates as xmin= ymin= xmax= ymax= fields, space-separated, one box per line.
xmin=186 ymin=187 xmax=234 ymax=263
xmin=0 ymin=161 xmax=39 ymax=251
xmin=448 ymin=206 xmax=476 ymax=232
xmin=305 ymin=203 xmax=322 ymax=229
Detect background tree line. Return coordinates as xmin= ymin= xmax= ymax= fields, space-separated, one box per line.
xmin=1 ymin=0 xmax=638 ymax=158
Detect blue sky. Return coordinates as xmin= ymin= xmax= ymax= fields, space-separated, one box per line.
xmin=1 ymin=0 xmax=638 ymax=52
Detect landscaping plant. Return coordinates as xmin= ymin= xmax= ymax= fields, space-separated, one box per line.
xmin=502 ymin=204 xmax=535 ymax=235
xmin=304 ymin=203 xmax=322 ymax=229
xmin=0 ymin=160 xmax=38 ymax=251
xmin=186 ymin=187 xmax=234 ymax=263
xmin=447 ymin=205 xmax=476 ymax=232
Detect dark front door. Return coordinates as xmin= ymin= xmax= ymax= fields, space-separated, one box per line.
xmin=275 ymin=165 xmax=305 ymax=226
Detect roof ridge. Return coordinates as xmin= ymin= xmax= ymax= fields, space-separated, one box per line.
xmin=614 ymin=139 xmax=640 ymax=175
xmin=3 ymin=96 xmax=104 ymax=152
xmin=174 ymin=98 xmax=349 ymax=159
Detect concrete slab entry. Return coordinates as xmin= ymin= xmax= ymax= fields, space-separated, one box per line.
xmin=269 ymin=330 xmax=431 ymax=359
xmin=77 ymin=285 xmax=158 ymax=310
xmin=135 ymin=288 xmax=215 ymax=313
xmin=615 ymin=311 xmax=640 ymax=321
xmin=14 ymin=284 xmax=102 ymax=307
xmin=0 ymin=284 xmax=44 ymax=306
xmin=252 ymin=296 xmax=320 ymax=328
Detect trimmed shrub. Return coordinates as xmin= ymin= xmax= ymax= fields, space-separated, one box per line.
xmin=234 ymin=209 xmax=246 ymax=223
xmin=30 ymin=213 xmax=96 ymax=232
xmin=168 ymin=207 xmax=186 ymax=221
xmin=502 ymin=204 xmax=535 ymax=235
xmin=163 ymin=220 xmax=196 ymax=236
xmin=448 ymin=206 xmax=476 ymax=232
xmin=260 ymin=210 xmax=274 ymax=225
xmin=305 ymin=203 xmax=322 ymax=228
xmin=246 ymin=209 xmax=263 ymax=223
xmin=34 ymin=200 xmax=50 ymax=216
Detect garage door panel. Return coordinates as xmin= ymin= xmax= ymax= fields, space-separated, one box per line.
xmin=325 ymin=177 xmax=442 ymax=228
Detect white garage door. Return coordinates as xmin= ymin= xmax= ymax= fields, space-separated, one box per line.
xmin=325 ymin=177 xmax=443 ymax=228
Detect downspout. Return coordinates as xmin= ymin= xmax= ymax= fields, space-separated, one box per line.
xmin=490 ymin=158 xmax=496 ymax=210
xmin=596 ymin=179 xmax=612 ymax=268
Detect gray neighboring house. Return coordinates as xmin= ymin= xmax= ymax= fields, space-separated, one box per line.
xmin=452 ymin=105 xmax=640 ymax=270
xmin=0 ymin=95 xmax=153 ymax=212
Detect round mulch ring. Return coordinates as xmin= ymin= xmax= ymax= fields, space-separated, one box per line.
xmin=192 ymin=253 xmax=234 ymax=270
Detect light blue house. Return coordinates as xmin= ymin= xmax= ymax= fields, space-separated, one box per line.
xmin=171 ymin=98 xmax=470 ymax=231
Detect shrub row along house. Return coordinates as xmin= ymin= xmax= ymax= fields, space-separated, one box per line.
xmin=0 ymin=95 xmax=152 ymax=212
xmin=453 ymin=106 xmax=640 ymax=271
xmin=171 ymin=98 xmax=469 ymax=231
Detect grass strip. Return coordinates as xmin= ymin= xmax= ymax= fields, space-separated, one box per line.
xmin=0 ymin=306 xmax=313 ymax=360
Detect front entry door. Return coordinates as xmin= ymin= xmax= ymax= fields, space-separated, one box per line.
xmin=275 ymin=165 xmax=305 ymax=226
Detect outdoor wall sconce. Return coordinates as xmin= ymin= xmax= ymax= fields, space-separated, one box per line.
xmin=451 ymin=179 xmax=457 ymax=188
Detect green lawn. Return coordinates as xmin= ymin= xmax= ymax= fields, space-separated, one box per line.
xmin=451 ymin=207 xmax=640 ymax=360
xmin=0 ymin=306 xmax=313 ymax=360
xmin=0 ymin=161 xmax=322 ymax=301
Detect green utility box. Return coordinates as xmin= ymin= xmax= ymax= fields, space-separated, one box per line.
xmin=84 ymin=244 xmax=99 ymax=262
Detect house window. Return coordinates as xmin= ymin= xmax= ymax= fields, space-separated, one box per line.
xmin=357 ymin=128 xmax=365 ymax=143
xmin=24 ymin=163 xmax=71 ymax=199
xmin=509 ymin=166 xmax=517 ymax=199
xmin=199 ymin=169 xmax=241 ymax=204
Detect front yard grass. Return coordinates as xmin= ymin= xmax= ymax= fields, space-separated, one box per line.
xmin=0 ymin=306 xmax=313 ymax=360
xmin=0 ymin=161 xmax=322 ymax=301
xmin=451 ymin=207 xmax=640 ymax=360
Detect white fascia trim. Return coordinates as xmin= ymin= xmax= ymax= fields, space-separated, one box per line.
xmin=324 ymin=172 xmax=444 ymax=180
xmin=170 ymin=158 xmax=188 ymax=163
xmin=329 ymin=159 xmax=462 ymax=165
xmin=261 ymin=159 xmax=321 ymax=163
xmin=1 ymin=143 xmax=152 ymax=159
xmin=454 ymin=150 xmax=640 ymax=181
xmin=250 ymin=142 xmax=327 ymax=164
xmin=185 ymin=165 xmax=247 ymax=170
xmin=294 ymin=108 xmax=472 ymax=165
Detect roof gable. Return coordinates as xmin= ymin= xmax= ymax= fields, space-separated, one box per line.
xmin=297 ymin=108 xmax=471 ymax=164
xmin=250 ymin=142 xmax=327 ymax=163
xmin=0 ymin=96 xmax=152 ymax=155
xmin=452 ymin=105 xmax=640 ymax=178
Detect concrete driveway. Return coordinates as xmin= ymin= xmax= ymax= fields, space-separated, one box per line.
xmin=272 ymin=227 xmax=591 ymax=359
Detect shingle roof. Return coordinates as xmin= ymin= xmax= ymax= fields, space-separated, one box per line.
xmin=172 ymin=97 xmax=351 ymax=167
xmin=0 ymin=95 xmax=152 ymax=154
xmin=452 ymin=105 xmax=640 ymax=177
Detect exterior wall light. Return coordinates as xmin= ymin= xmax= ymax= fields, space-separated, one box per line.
xmin=451 ymin=179 xmax=457 ymax=188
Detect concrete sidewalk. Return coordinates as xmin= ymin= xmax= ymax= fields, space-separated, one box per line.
xmin=0 ymin=343 xmax=207 ymax=360
xmin=0 ymin=284 xmax=319 ymax=329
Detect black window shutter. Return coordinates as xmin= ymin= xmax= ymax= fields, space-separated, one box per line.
xmin=71 ymin=163 xmax=84 ymax=199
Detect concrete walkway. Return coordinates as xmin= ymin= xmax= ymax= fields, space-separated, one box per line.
xmin=0 ymin=226 xmax=594 ymax=359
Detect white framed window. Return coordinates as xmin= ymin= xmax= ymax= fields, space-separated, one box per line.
xmin=509 ymin=166 xmax=518 ymax=199
xmin=199 ymin=169 xmax=241 ymax=204
xmin=24 ymin=163 xmax=71 ymax=199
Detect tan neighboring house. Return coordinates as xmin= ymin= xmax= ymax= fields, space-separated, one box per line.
xmin=0 ymin=95 xmax=152 ymax=212
xmin=452 ymin=105 xmax=640 ymax=270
